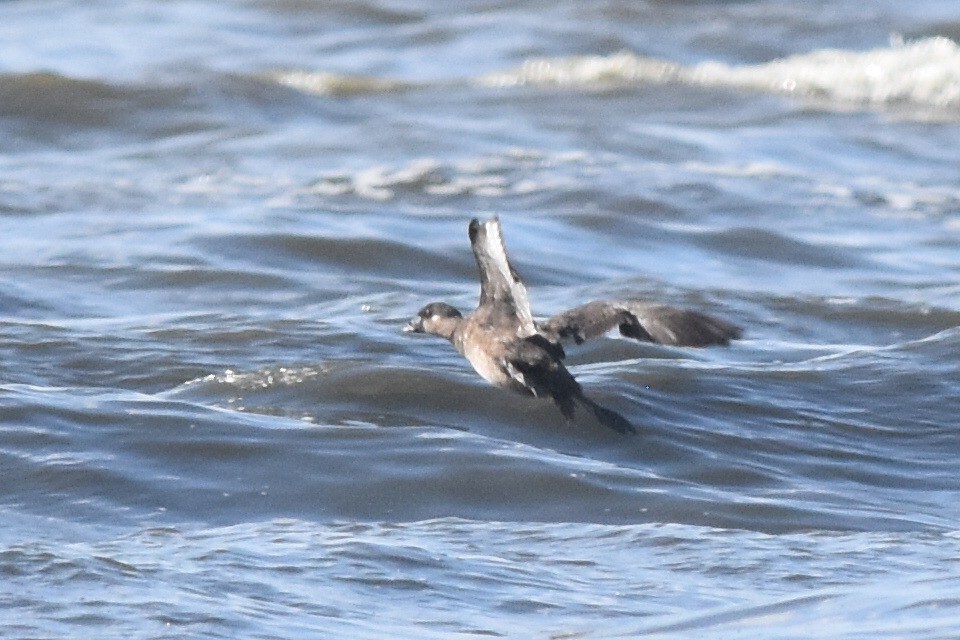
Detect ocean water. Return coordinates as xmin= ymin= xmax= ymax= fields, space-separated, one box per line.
xmin=2 ymin=1 xmax=960 ymax=638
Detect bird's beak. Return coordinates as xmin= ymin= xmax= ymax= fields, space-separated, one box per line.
xmin=403 ymin=317 xmax=422 ymax=333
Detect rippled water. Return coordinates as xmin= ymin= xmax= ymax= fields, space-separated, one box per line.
xmin=2 ymin=1 xmax=960 ymax=638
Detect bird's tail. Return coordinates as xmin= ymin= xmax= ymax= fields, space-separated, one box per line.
xmin=559 ymin=393 xmax=636 ymax=435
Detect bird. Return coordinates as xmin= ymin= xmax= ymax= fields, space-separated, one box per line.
xmin=403 ymin=217 xmax=741 ymax=434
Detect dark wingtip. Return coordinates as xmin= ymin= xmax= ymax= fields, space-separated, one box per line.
xmin=727 ymin=324 xmax=744 ymax=342
xmin=468 ymin=218 xmax=481 ymax=243
xmin=703 ymin=318 xmax=743 ymax=346
xmin=620 ymin=305 xmax=744 ymax=348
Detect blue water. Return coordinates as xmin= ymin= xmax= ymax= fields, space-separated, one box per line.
xmin=2 ymin=1 xmax=960 ymax=638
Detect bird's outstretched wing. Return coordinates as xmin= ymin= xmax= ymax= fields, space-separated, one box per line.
xmin=539 ymin=300 xmax=742 ymax=347
xmin=468 ymin=217 xmax=536 ymax=337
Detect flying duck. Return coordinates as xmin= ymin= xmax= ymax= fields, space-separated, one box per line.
xmin=404 ymin=217 xmax=741 ymax=434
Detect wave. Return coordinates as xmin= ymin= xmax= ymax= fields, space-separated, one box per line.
xmin=481 ymin=36 xmax=960 ymax=109
xmin=7 ymin=516 xmax=960 ymax=638
xmin=273 ymin=37 xmax=960 ymax=114
xmin=5 ymin=38 xmax=957 ymax=129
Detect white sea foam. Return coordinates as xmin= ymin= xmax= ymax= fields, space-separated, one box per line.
xmin=274 ymin=37 xmax=960 ymax=115
xmin=477 ymin=37 xmax=960 ymax=110
xmin=476 ymin=51 xmax=682 ymax=89
xmin=303 ymin=151 xmax=581 ymax=201
xmin=690 ymin=36 xmax=960 ymax=108
xmin=269 ymin=69 xmax=410 ymax=96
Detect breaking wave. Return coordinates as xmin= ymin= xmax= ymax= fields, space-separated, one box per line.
xmin=273 ymin=37 xmax=960 ymax=113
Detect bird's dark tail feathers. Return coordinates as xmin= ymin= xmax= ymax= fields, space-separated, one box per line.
xmin=555 ymin=393 xmax=636 ymax=435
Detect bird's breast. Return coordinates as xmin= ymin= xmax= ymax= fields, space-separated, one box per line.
xmin=454 ymin=323 xmax=533 ymax=396
xmin=461 ymin=340 xmax=512 ymax=387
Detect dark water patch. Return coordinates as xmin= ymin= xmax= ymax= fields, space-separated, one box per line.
xmin=0 ymin=72 xmax=146 ymax=127
xmin=0 ymin=316 xmax=255 ymax=391
xmin=0 ymin=68 xmax=376 ymax=158
xmin=197 ymin=232 xmax=469 ymax=283
xmin=696 ymin=226 xmax=868 ymax=268
xmin=0 ymin=72 xmax=206 ymax=150
xmin=251 ymin=0 xmax=424 ymax=25
xmin=117 ymin=264 xmax=297 ymax=294
xmin=0 ymin=280 xmax=59 ymax=317
xmin=764 ymin=295 xmax=960 ymax=344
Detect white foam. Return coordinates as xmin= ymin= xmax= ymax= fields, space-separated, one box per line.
xmin=271 ymin=37 xmax=960 ymax=114
xmin=476 ymin=37 xmax=960 ymax=110
xmin=691 ymin=36 xmax=960 ymax=108
xmin=304 ymin=153 xmax=579 ymax=201
xmin=269 ymin=70 xmax=410 ymax=96
xmin=476 ymin=50 xmax=681 ymax=89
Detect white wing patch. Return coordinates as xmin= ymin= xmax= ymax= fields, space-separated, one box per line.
xmin=505 ymin=360 xmax=539 ymax=396
xmin=483 ymin=218 xmax=536 ymax=337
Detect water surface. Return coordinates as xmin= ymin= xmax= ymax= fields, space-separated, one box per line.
xmin=2 ymin=1 xmax=960 ymax=638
